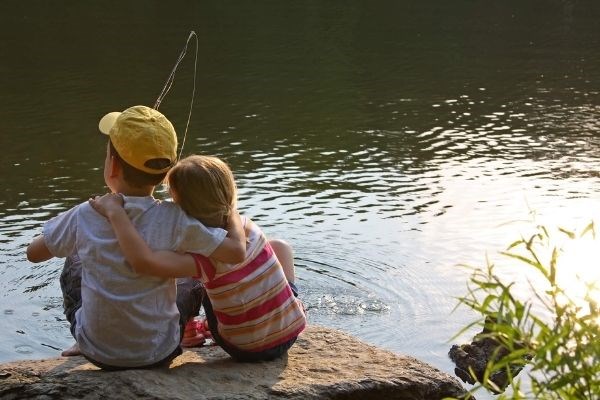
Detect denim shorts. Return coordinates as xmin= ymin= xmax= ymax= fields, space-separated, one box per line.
xmin=60 ymin=255 xmax=201 ymax=370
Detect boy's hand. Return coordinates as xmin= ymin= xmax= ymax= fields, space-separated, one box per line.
xmin=89 ymin=193 xmax=125 ymax=218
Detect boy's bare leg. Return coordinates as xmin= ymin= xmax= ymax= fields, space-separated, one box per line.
xmin=61 ymin=342 xmax=81 ymax=356
xmin=60 ymin=255 xmax=83 ymax=357
xmin=269 ymin=239 xmax=296 ymax=283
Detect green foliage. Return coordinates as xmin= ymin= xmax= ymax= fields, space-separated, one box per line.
xmin=450 ymin=222 xmax=600 ymax=399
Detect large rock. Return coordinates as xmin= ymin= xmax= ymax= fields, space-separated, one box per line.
xmin=0 ymin=325 xmax=467 ymax=399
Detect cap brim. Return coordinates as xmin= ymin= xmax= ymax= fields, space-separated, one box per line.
xmin=98 ymin=111 xmax=121 ymax=135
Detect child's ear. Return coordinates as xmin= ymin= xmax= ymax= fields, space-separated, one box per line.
xmin=109 ymin=156 xmax=121 ymax=178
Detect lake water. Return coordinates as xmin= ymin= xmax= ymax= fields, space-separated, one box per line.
xmin=1 ymin=1 xmax=599 ymax=396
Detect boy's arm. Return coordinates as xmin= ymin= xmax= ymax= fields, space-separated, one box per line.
xmin=27 ymin=235 xmax=53 ymax=263
xmin=208 ymin=210 xmax=246 ymax=263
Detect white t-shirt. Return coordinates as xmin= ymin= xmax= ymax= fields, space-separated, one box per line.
xmin=43 ymin=195 xmax=226 ymax=367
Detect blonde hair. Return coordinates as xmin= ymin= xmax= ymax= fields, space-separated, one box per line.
xmin=167 ymin=155 xmax=237 ymax=228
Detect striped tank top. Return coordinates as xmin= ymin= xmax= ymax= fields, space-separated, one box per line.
xmin=192 ymin=217 xmax=306 ymax=352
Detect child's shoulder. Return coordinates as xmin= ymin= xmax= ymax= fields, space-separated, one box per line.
xmin=152 ymin=199 xmax=187 ymax=217
xmin=65 ymin=200 xmax=99 ymax=220
xmin=243 ymin=216 xmax=266 ymax=239
xmin=243 ymin=216 xmax=261 ymax=231
xmin=153 ymin=200 xmax=203 ymax=228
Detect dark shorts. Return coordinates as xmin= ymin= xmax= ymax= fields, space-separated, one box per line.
xmin=60 ymin=255 xmax=201 ymax=370
xmin=203 ymin=281 xmax=300 ymax=362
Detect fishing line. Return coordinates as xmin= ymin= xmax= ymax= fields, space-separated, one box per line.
xmin=153 ymin=30 xmax=198 ymax=161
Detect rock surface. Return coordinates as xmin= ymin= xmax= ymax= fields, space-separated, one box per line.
xmin=0 ymin=325 xmax=467 ymax=399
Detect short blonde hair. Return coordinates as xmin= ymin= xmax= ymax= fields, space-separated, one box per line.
xmin=167 ymin=155 xmax=237 ymax=228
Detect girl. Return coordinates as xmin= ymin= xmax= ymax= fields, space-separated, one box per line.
xmin=90 ymin=155 xmax=306 ymax=361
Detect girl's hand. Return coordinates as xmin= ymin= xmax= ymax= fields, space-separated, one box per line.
xmin=89 ymin=193 xmax=125 ymax=218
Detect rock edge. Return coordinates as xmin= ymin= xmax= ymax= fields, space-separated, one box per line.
xmin=0 ymin=325 xmax=468 ymax=400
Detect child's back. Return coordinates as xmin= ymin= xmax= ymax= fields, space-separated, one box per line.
xmin=192 ymin=216 xmax=306 ymax=357
xmin=45 ymin=194 xmax=225 ymax=367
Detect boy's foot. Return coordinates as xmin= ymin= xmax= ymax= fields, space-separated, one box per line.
xmin=181 ymin=318 xmax=211 ymax=347
xmin=61 ymin=343 xmax=81 ymax=357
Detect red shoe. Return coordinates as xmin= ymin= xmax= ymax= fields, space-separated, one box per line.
xmin=181 ymin=319 xmax=211 ymax=347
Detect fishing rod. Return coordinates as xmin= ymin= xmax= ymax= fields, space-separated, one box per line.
xmin=154 ymin=30 xmax=199 ymax=161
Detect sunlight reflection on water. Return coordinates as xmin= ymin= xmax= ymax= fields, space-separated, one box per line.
xmin=559 ymin=234 xmax=600 ymax=305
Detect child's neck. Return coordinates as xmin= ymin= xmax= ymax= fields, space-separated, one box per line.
xmin=111 ymin=182 xmax=155 ymax=197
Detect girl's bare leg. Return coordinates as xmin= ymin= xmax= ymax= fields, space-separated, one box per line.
xmin=269 ymin=239 xmax=296 ymax=283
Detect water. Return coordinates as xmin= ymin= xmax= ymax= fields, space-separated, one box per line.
xmin=1 ymin=1 xmax=600 ymax=396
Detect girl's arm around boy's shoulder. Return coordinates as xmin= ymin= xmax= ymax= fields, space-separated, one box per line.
xmin=88 ymin=194 xmax=246 ymax=279
xmin=207 ymin=210 xmax=246 ymax=263
xmin=89 ymin=193 xmax=197 ymax=278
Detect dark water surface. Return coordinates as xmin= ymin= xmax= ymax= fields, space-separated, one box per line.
xmin=1 ymin=1 xmax=600 ymax=394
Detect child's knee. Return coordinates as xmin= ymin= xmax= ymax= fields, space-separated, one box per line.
xmin=269 ymin=239 xmax=293 ymax=255
xmin=269 ymin=239 xmax=295 ymax=282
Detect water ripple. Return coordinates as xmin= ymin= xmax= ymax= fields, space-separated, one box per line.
xmin=2 ymin=6 xmax=600 ymax=389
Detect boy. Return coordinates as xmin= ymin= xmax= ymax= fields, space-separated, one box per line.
xmin=26 ymin=105 xmax=245 ymax=369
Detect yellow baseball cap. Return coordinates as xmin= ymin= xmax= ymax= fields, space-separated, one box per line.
xmin=98 ymin=105 xmax=177 ymax=174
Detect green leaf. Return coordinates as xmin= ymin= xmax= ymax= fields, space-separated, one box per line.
xmin=580 ymin=221 xmax=595 ymax=239
xmin=452 ymin=220 xmax=600 ymax=399
xmin=558 ymin=227 xmax=575 ymax=239
xmin=549 ymin=247 xmax=557 ymax=286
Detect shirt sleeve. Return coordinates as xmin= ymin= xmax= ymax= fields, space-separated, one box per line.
xmin=175 ymin=214 xmax=227 ymax=257
xmin=42 ymin=205 xmax=79 ymax=258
